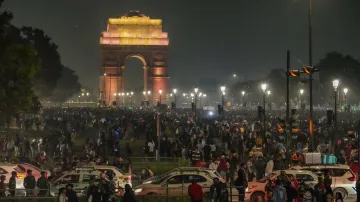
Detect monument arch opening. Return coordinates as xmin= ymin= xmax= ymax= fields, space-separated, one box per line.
xmin=99 ymin=10 xmax=170 ymax=105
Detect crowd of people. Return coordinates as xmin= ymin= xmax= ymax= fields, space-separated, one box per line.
xmin=0 ymin=107 xmax=359 ymax=202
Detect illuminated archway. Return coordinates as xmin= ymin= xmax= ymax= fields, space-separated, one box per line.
xmin=99 ymin=10 xmax=170 ymax=105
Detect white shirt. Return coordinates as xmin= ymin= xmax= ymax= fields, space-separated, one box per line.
xmin=265 ymin=160 xmax=274 ymax=174
xmin=148 ymin=141 xmax=155 ymax=152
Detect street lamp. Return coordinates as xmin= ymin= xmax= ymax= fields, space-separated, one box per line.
xmin=173 ymin=89 xmax=177 ymax=108
xmin=170 ymin=93 xmax=173 ymax=97
xmin=261 ymin=83 xmax=267 ymax=147
xmin=333 ymin=79 xmax=339 ymax=129
xmin=233 ymin=74 xmax=237 ymax=78
xmin=343 ymin=88 xmax=348 ymax=105
xmin=86 ymin=93 xmax=89 ymax=96
xmin=159 ymin=89 xmax=162 ymax=104
xmin=220 ymin=86 xmax=226 ymax=107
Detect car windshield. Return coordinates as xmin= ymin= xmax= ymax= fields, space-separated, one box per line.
xmin=16 ymin=165 xmax=26 ymax=173
xmin=114 ymin=167 xmax=124 ymax=175
xmin=258 ymin=173 xmax=276 ymax=183
xmin=151 ymin=174 xmax=170 ymax=184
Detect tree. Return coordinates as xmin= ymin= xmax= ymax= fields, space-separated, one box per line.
xmin=316 ymin=52 xmax=360 ymax=104
xmin=51 ymin=66 xmax=81 ymax=103
xmin=21 ymin=27 xmax=63 ymax=99
xmin=0 ymin=2 xmax=39 ymax=123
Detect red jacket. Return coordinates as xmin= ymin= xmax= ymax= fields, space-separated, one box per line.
xmin=188 ymin=183 xmax=203 ymax=200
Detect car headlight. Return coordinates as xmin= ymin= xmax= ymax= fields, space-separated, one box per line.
xmin=134 ymin=189 xmax=143 ymax=193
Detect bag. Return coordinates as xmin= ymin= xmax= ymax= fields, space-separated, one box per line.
xmin=323 ymin=155 xmax=337 ymax=164
xmin=304 ymin=152 xmax=321 ymax=164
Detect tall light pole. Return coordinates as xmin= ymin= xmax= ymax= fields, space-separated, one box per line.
xmin=173 ymin=89 xmax=177 ymax=108
xmin=343 ymin=88 xmax=348 ymax=105
xmin=220 ymin=86 xmax=226 ymax=107
xmin=159 ymin=89 xmax=162 ymax=104
xmin=241 ymin=91 xmax=245 ymax=110
xmin=300 ymin=89 xmax=304 ymax=110
xmin=308 ymin=0 xmax=315 ymax=152
xmin=261 ymin=83 xmax=267 ymax=145
xmin=194 ymin=88 xmax=199 ymax=120
xmin=103 ymin=73 xmax=106 ymax=104
xmin=267 ymin=90 xmax=271 ymax=111
xmin=333 ymin=79 xmax=339 ymax=129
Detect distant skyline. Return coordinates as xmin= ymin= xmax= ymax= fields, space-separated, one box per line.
xmin=3 ymin=0 xmax=360 ymax=90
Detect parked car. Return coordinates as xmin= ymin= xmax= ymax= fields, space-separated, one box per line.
xmin=290 ymin=164 xmax=356 ymax=199
xmin=246 ymin=170 xmax=318 ymax=202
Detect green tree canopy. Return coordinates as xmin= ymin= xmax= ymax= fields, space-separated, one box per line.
xmin=51 ymin=66 xmax=81 ymax=103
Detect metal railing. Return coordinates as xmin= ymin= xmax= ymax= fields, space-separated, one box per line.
xmin=0 ymin=186 xmax=246 ymax=202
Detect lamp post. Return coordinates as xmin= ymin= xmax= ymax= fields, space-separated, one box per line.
xmin=267 ymin=90 xmax=271 ymax=111
xmin=159 ymin=89 xmax=162 ymax=104
xmin=343 ymin=88 xmax=348 ymax=105
xmin=261 ymin=83 xmax=267 ymax=145
xmin=333 ymin=80 xmax=339 ymax=129
xmin=241 ymin=91 xmax=245 ymax=110
xmin=103 ymin=73 xmax=106 ymax=104
xmin=220 ymin=86 xmax=226 ymax=107
xmin=173 ymin=89 xmax=177 ymax=108
xmin=300 ymin=89 xmax=304 ymax=110
xmin=194 ymin=88 xmax=199 ymax=120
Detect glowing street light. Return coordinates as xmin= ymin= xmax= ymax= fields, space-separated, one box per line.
xmin=332 ymin=79 xmax=339 ymax=91
xmin=173 ymin=89 xmax=177 ymax=94
xmin=267 ymin=90 xmax=271 ymax=96
xmin=261 ymin=83 xmax=267 ymax=92
xmin=242 ymin=91 xmax=245 ymax=96
xmin=343 ymin=88 xmax=348 ymax=95
xmin=194 ymin=88 xmax=198 ymax=94
xmin=300 ymin=89 xmax=304 ymax=95
xmin=220 ymin=86 xmax=226 ymax=92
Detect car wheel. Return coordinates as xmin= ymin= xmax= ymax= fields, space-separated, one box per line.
xmin=333 ymin=187 xmax=348 ymax=199
xmin=251 ymin=192 xmax=264 ymax=202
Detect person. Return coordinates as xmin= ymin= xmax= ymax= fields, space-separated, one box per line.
xmin=88 ymin=185 xmax=101 ymax=202
xmin=66 ymin=184 xmax=79 ymax=202
xmin=284 ymin=181 xmax=297 ymax=202
xmin=335 ymin=192 xmax=343 ymax=202
xmin=0 ymin=175 xmax=5 ymax=197
xmin=323 ymin=170 xmax=333 ymax=197
xmin=265 ymin=156 xmax=274 ymax=177
xmin=356 ymin=178 xmax=360 ymax=202
xmin=58 ymin=187 xmax=67 ymax=202
xmin=255 ymin=155 xmax=266 ymax=180
xmin=188 ymin=179 xmax=203 ymax=202
xmin=314 ymin=177 xmax=327 ymax=202
xmin=273 ymin=180 xmax=287 ymax=202
xmin=122 ymin=184 xmax=136 ymax=202
xmin=98 ymin=173 xmax=110 ymax=202
xmin=9 ymin=171 xmax=16 ymax=196
xmin=234 ymin=165 xmax=248 ymax=202
xmin=210 ymin=177 xmax=228 ymax=202
xmin=264 ymin=179 xmax=275 ymax=202
xmin=37 ymin=171 xmax=50 ymax=196
xmin=24 ymin=169 xmax=36 ymax=197
xmin=288 ymin=175 xmax=299 ymax=190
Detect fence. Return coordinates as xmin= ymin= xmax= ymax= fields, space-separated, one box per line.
xmin=0 ymin=186 xmax=245 ymax=202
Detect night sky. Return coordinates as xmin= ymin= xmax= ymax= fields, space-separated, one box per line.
xmin=3 ymin=0 xmax=360 ymax=92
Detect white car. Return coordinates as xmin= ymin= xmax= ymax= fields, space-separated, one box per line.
xmin=246 ymin=170 xmax=318 ymax=202
xmin=51 ymin=169 xmax=106 ymax=196
xmin=135 ymin=167 xmax=226 ymax=196
xmin=290 ymin=164 xmax=356 ymax=199
xmin=0 ymin=163 xmax=25 ymax=195
xmin=75 ymin=165 xmax=132 ymax=188
xmin=16 ymin=163 xmax=51 ymax=179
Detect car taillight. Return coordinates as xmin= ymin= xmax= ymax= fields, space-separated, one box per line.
xmin=17 ymin=173 xmax=25 ymax=179
xmin=348 ymin=176 xmax=356 ymax=181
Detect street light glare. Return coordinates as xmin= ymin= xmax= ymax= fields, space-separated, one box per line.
xmin=159 ymin=89 xmax=163 ymax=94
xmin=332 ymin=79 xmax=339 ymax=90
xmin=220 ymin=86 xmax=226 ymax=92
xmin=300 ymin=89 xmax=304 ymax=95
xmin=267 ymin=90 xmax=271 ymax=95
xmin=241 ymin=91 xmax=245 ymax=95
xmin=194 ymin=88 xmax=199 ymax=93
xmin=233 ymin=74 xmax=237 ymax=77
xmin=343 ymin=88 xmax=348 ymax=94
xmin=261 ymin=84 xmax=267 ymax=91
xmin=173 ymin=89 xmax=177 ymax=94
xmin=147 ymin=91 xmax=151 ymax=95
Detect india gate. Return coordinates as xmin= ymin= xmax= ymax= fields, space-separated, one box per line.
xmin=100 ymin=10 xmax=169 ymax=105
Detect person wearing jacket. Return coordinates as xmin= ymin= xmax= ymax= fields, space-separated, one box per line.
xmin=188 ymin=179 xmax=203 ymax=202
xmin=122 ymin=184 xmax=136 ymax=202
